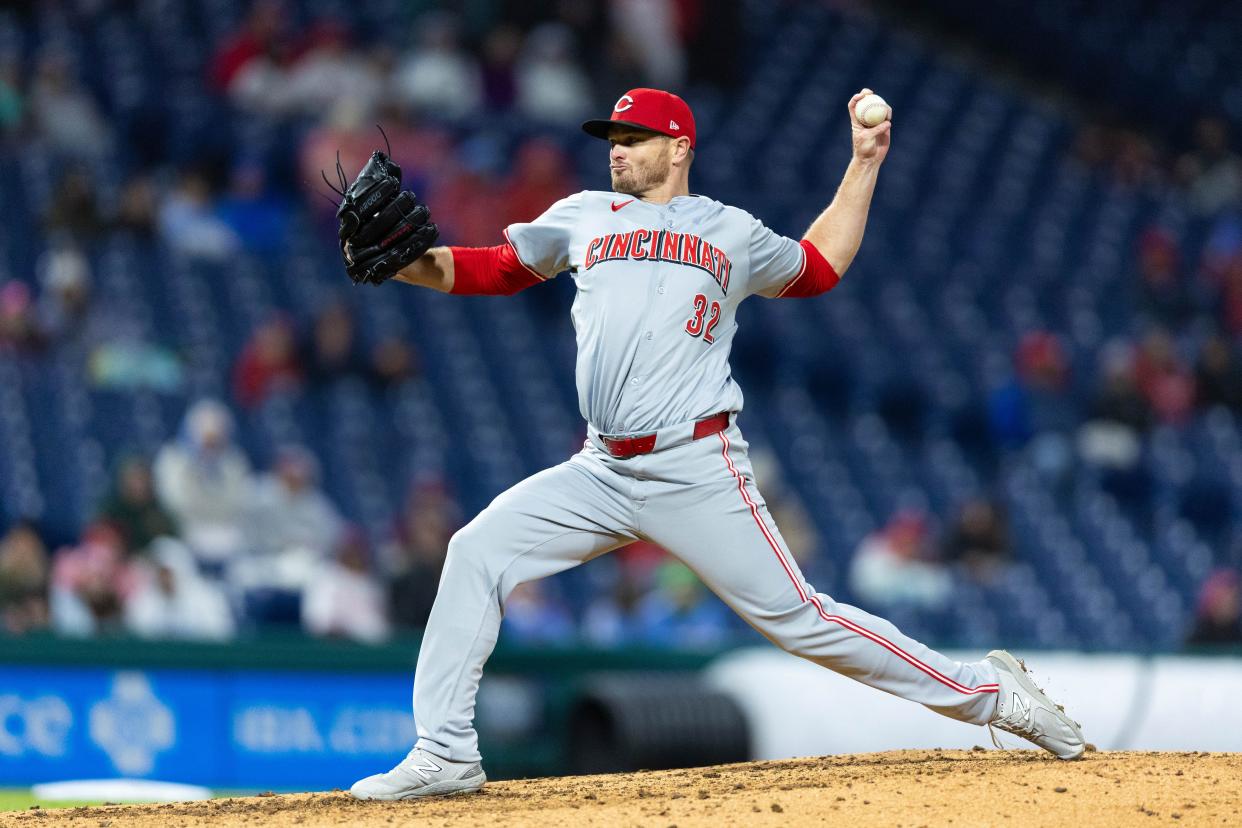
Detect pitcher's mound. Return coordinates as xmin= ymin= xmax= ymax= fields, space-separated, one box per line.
xmin=4 ymin=750 xmax=1237 ymax=827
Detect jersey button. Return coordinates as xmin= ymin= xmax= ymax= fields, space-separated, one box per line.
xmin=645 ymin=331 xmax=653 ymax=340
xmin=631 ymin=377 xmax=640 ymax=385
xmin=657 ymin=286 xmax=665 ymax=294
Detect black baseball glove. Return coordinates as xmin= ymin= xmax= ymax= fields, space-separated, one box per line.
xmin=328 ymin=150 xmax=439 ymax=286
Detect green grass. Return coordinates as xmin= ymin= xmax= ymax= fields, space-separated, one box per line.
xmin=0 ymin=789 xmax=249 ymax=812
xmin=1 ymin=789 xmax=131 ymax=811
xmin=0 ymin=789 xmax=103 ymax=811
xmin=0 ymin=790 xmax=36 ymax=811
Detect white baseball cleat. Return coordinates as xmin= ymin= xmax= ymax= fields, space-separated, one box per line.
xmin=349 ymin=747 xmax=487 ymax=800
xmin=986 ymin=650 xmax=1086 ymax=760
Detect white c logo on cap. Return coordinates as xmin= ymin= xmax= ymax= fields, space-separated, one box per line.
xmin=614 ymin=95 xmax=634 ymax=113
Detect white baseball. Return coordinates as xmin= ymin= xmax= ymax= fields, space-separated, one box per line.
xmin=856 ymin=93 xmax=891 ymax=128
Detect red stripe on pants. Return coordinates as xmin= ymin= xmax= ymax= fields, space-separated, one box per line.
xmin=716 ymin=432 xmax=998 ymax=697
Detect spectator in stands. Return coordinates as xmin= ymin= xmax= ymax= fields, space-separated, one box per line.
xmin=113 ymin=174 xmax=158 ymax=239
xmin=153 ymin=399 xmax=255 ymax=569
xmin=44 ymin=168 xmax=104 ymax=241
xmin=750 ymin=448 xmax=821 ymax=573
xmin=0 ymin=522 xmax=50 ymax=636
xmin=849 ymin=510 xmax=951 ymax=612
xmin=1134 ymin=328 xmax=1196 ymax=425
xmin=635 ymin=561 xmax=730 ymax=649
xmin=682 ymin=0 xmax=742 ymax=90
xmin=1112 ymin=130 xmax=1160 ymax=188
xmin=158 ymin=169 xmax=242 ymax=262
xmin=500 ymin=580 xmax=576 ymax=645
xmin=27 ymin=48 xmax=112 ymax=159
xmin=608 ymin=0 xmax=686 ymax=88
xmin=942 ymin=498 xmax=1011 ymax=584
xmin=1187 ymin=569 xmax=1242 ymax=645
xmin=1195 ymin=334 xmax=1242 ymax=412
xmin=1078 ymin=342 xmax=1151 ymax=472
xmin=233 ymin=314 xmax=303 ymax=408
xmin=303 ymin=527 xmax=390 ymax=643
xmin=430 ymin=135 xmax=506 ymax=247
xmin=0 ymin=57 xmax=21 ymax=134
xmin=1177 ymin=117 xmax=1242 ymax=216
xmin=250 ymin=445 xmax=343 ymax=561
xmin=303 ymin=299 xmax=371 ymax=384
xmin=394 ymin=13 xmax=481 ymax=121
xmin=209 ymin=0 xmax=288 ymax=93
xmin=986 ymin=332 xmax=1074 ymax=477
xmin=480 ymin=25 xmax=522 ymax=112
xmin=1201 ymin=202 xmax=1242 ymax=279
xmin=301 ymin=300 xmax=419 ymax=389
xmin=48 ymin=523 xmax=137 ymax=637
xmin=581 ymin=560 xmax=648 ymax=647
xmin=370 ymin=334 xmax=419 ymax=388
xmin=1215 ymin=253 xmax=1242 ymax=338
xmin=228 ymin=35 xmax=296 ymax=116
xmin=0 ymin=281 xmax=44 ymax=353
xmin=284 ymin=21 xmax=386 ymax=119
xmin=985 ymin=357 xmax=1032 ymax=450
xmin=89 ymin=341 xmax=185 ymax=393
xmin=98 ymin=455 xmax=178 ymax=558
xmin=35 ymin=245 xmax=94 ymax=345
xmin=387 ymin=480 xmax=460 ymax=630
xmin=1137 ymin=225 xmax=1190 ymax=325
xmin=515 ymin=23 xmax=592 ymax=123
xmin=124 ymin=538 xmax=235 ymax=641
xmin=1016 ymin=331 xmax=1075 ymax=478
xmin=501 ymin=138 xmax=579 ymax=226
xmin=216 ymin=161 xmax=292 ymax=255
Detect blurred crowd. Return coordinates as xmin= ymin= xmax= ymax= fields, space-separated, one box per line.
xmin=0 ymin=405 xmax=823 ymax=648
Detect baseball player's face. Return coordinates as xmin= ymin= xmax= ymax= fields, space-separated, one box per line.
xmin=608 ymin=127 xmax=673 ymax=197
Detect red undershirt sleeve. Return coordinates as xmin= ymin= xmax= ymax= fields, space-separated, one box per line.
xmin=448 ymin=244 xmax=544 ymax=296
xmin=774 ymin=240 xmax=841 ymax=298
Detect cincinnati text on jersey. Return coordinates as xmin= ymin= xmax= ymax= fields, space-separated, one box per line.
xmin=583 ymin=230 xmax=733 ymax=295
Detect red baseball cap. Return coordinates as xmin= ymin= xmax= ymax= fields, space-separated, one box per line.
xmin=582 ymin=88 xmax=696 ymax=149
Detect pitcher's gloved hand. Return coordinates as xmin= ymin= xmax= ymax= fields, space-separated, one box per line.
xmin=329 ymin=150 xmax=439 ymax=286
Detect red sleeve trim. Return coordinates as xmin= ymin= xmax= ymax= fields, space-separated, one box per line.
xmin=501 ymin=228 xmax=550 ymax=282
xmin=449 ymin=245 xmax=543 ymax=295
xmin=775 ymin=240 xmax=840 ymax=298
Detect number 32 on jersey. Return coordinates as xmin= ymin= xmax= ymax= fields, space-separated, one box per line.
xmin=685 ymin=293 xmax=721 ymax=344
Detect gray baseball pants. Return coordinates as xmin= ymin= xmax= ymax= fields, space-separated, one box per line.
xmin=412 ymin=420 xmax=1000 ymax=762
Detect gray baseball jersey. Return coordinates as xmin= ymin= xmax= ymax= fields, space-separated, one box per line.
xmin=405 ymin=190 xmax=1001 ymax=766
xmin=503 ymin=191 xmax=807 ymax=435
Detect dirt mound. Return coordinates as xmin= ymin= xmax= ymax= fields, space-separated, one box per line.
xmin=3 ymin=750 xmax=1237 ymax=827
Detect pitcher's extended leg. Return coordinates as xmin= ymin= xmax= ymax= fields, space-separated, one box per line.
xmin=640 ymin=427 xmax=998 ymax=724
xmin=413 ymin=451 xmax=636 ymax=762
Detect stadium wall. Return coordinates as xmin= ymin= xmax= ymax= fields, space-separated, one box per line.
xmin=0 ymin=635 xmax=715 ymax=788
xmin=706 ymin=649 xmax=1242 ymax=756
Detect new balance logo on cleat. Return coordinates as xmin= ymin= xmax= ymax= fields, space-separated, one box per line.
xmin=407 ymin=754 xmax=442 ymax=781
xmin=1010 ymin=692 xmax=1031 ymax=723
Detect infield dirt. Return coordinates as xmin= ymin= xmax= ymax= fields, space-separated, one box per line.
xmin=2 ymin=749 xmax=1237 ymax=827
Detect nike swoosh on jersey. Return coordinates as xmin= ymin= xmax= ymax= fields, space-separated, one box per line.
xmin=611 ymin=199 xmax=634 ymax=211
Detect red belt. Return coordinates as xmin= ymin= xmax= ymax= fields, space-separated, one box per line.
xmin=600 ymin=411 xmax=731 ymax=459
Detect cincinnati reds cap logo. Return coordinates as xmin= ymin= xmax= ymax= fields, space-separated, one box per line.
xmin=614 ymin=94 xmax=634 ymax=113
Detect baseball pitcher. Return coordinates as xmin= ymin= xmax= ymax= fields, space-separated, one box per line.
xmin=333 ymin=87 xmax=1086 ymax=799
